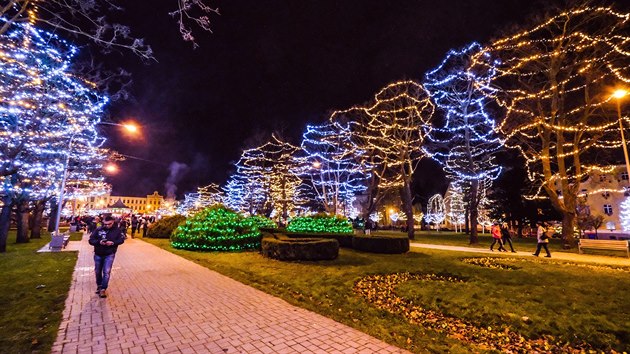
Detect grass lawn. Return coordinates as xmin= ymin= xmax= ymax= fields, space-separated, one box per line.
xmin=144 ymin=238 xmax=630 ymax=353
xmin=0 ymin=231 xmax=78 ymax=353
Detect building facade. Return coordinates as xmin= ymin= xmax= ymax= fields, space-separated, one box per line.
xmin=557 ymin=165 xmax=629 ymax=235
xmin=75 ymin=191 xmax=165 ymax=215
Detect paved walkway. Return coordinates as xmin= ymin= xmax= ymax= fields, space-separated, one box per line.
xmin=410 ymin=242 xmax=630 ymax=266
xmin=52 ymin=236 xmax=409 ymax=354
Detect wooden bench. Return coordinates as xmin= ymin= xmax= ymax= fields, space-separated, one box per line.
xmin=578 ymin=239 xmax=629 ymax=258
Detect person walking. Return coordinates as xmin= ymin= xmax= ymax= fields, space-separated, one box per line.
xmin=88 ymin=215 xmax=125 ymax=298
xmin=141 ymin=218 xmax=149 ymax=238
xmin=490 ymin=222 xmax=507 ymax=252
xmin=130 ymin=216 xmax=138 ymax=239
xmin=533 ymin=221 xmax=551 ymax=257
xmin=501 ymin=223 xmax=516 ymax=253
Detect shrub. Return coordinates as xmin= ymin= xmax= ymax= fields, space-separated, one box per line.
xmin=244 ymin=215 xmax=278 ymax=230
xmin=285 ymin=232 xmax=354 ymax=248
xmin=287 ymin=213 xmax=353 ymax=234
xmin=146 ymin=215 xmax=186 ymax=238
xmin=171 ymin=205 xmax=261 ymax=251
xmin=261 ymin=237 xmax=339 ymax=261
xmin=352 ymin=235 xmax=409 ymax=254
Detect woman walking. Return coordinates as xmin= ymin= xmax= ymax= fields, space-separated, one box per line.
xmin=533 ymin=221 xmax=551 ymax=257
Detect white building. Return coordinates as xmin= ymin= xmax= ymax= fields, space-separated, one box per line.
xmin=557 ymin=165 xmax=629 ymax=236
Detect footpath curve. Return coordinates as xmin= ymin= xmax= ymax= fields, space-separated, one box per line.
xmin=52 ymin=236 xmax=409 ymax=354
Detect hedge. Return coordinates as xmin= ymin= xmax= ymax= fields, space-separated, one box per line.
xmin=146 ymin=215 xmax=186 ymax=238
xmin=287 ymin=213 xmax=353 ymax=234
xmin=352 ymin=235 xmax=409 ymax=254
xmin=171 ymin=205 xmax=261 ymax=251
xmin=261 ymin=237 xmax=339 ymax=261
xmin=285 ymin=232 xmax=353 ymax=248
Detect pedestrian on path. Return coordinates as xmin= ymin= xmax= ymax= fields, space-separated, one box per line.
xmin=88 ymin=215 xmax=125 ymax=298
xmin=130 ymin=216 xmax=138 ymax=239
xmin=141 ymin=218 xmax=149 ymax=238
xmin=501 ymin=224 xmax=516 ymax=253
xmin=490 ymin=222 xmax=507 ymax=252
xmin=533 ymin=221 xmax=551 ymax=258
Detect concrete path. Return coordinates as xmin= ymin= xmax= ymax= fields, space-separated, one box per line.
xmin=410 ymin=242 xmax=630 ymax=266
xmin=52 ymin=236 xmax=409 ymax=354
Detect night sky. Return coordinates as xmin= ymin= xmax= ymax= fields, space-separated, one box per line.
xmin=100 ymin=0 xmax=559 ymax=200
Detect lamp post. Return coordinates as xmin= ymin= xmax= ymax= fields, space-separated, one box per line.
xmin=614 ymin=89 xmax=630 ymax=179
xmin=53 ymin=122 xmax=138 ymax=237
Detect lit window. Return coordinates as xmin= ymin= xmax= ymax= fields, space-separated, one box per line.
xmin=603 ymin=204 xmax=613 ymax=216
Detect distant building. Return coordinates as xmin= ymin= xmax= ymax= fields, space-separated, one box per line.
xmin=76 ymin=191 xmax=165 ymax=215
xmin=555 ymin=165 xmax=629 ymax=235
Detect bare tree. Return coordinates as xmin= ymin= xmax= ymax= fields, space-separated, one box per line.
xmin=471 ymin=3 xmax=630 ymax=245
xmin=0 ymin=0 xmax=220 ymax=59
xmin=333 ymin=81 xmax=434 ymax=239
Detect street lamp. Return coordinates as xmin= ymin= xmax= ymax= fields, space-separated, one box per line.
xmin=613 ymin=89 xmax=630 ymax=179
xmin=53 ymin=122 xmax=139 ymax=237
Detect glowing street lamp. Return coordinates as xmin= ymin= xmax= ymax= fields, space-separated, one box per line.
xmin=613 ymin=89 xmax=630 ymax=180
xmin=104 ymin=163 xmax=119 ymax=174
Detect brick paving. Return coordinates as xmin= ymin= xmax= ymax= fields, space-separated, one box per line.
xmin=52 ymin=236 xmax=409 ymax=354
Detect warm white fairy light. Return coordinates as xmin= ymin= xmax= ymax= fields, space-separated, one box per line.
xmin=469 ymin=5 xmax=630 ymax=240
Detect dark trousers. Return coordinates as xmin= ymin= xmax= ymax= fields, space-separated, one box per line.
xmin=534 ymin=243 xmax=551 ymax=256
xmin=502 ymin=236 xmax=515 ymax=252
xmin=490 ymin=238 xmax=506 ymax=251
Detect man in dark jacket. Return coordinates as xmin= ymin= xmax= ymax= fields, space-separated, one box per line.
xmin=88 ymin=215 xmax=125 ymax=298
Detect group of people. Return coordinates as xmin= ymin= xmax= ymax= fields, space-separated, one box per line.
xmin=490 ymin=221 xmax=552 ymax=257
xmin=490 ymin=222 xmax=517 ymax=253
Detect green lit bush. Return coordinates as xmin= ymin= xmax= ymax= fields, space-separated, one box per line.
xmin=171 ymin=205 xmax=261 ymax=251
xmin=244 ymin=215 xmax=277 ymax=230
xmin=146 ymin=215 xmax=186 ymax=238
xmin=352 ymin=234 xmax=409 ymax=254
xmin=261 ymin=237 xmax=339 ymax=261
xmin=286 ymin=213 xmax=353 ymax=234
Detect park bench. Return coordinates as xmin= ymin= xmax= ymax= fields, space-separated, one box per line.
xmin=49 ymin=233 xmax=71 ymax=251
xmin=578 ymin=239 xmax=629 ymax=258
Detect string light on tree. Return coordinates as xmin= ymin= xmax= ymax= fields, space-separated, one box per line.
xmin=298 ymin=121 xmax=370 ymax=217
xmin=331 ymin=80 xmax=435 ymax=239
xmin=425 ymin=194 xmax=446 ymax=231
xmin=423 ymin=42 xmax=503 ymax=243
xmin=469 ymin=5 xmax=630 ymax=243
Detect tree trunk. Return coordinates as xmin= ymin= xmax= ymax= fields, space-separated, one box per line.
xmin=468 ymin=180 xmax=479 ymax=244
xmin=15 ymin=199 xmax=30 ymax=243
xmin=30 ymin=200 xmax=46 ymax=239
xmin=561 ymin=211 xmax=577 ymax=248
xmin=399 ymin=182 xmax=415 ymax=240
xmin=48 ymin=198 xmax=58 ymax=232
xmin=0 ymin=196 xmax=12 ymax=253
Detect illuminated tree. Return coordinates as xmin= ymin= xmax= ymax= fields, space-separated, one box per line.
xmin=425 ymin=194 xmax=445 ymax=231
xmin=444 ymin=183 xmax=466 ymax=232
xmin=0 ymin=22 xmax=107 ymax=251
xmin=177 ymin=183 xmax=224 ymax=215
xmin=424 ymin=42 xmax=503 ymax=243
xmin=225 ymin=135 xmax=302 ymax=224
xmin=333 ymin=81 xmax=434 ymax=239
xmin=471 ymin=4 xmax=630 ymax=244
xmin=620 ymin=197 xmax=630 ymax=232
xmin=298 ymin=121 xmax=370 ymax=216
